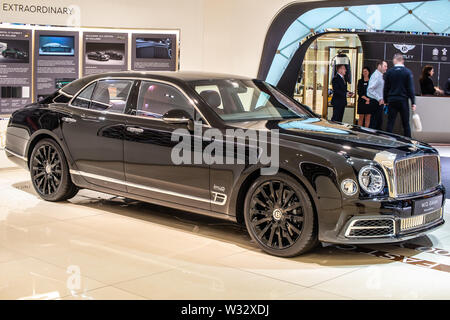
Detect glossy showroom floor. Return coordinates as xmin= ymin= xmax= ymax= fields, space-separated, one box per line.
xmin=0 ymin=147 xmax=449 ymax=300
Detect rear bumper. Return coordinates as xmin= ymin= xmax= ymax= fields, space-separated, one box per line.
xmin=4 ymin=148 xmax=28 ymax=169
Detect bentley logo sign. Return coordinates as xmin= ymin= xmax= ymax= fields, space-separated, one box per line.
xmin=393 ymin=44 xmax=416 ymax=54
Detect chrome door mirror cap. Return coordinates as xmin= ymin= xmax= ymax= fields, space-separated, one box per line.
xmin=162 ymin=109 xmax=193 ymax=125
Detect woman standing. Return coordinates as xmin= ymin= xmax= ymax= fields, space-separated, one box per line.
xmin=420 ymin=65 xmax=444 ymax=95
xmin=357 ymin=67 xmax=372 ymax=127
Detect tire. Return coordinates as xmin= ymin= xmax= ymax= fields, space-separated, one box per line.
xmin=30 ymin=138 xmax=78 ymax=202
xmin=243 ymin=173 xmax=318 ymax=257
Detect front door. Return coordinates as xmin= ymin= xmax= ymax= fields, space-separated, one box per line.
xmin=123 ymin=80 xmax=211 ymax=210
xmin=61 ymin=79 xmax=135 ymax=192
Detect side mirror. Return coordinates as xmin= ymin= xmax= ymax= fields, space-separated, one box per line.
xmin=162 ymin=109 xmax=194 ymax=129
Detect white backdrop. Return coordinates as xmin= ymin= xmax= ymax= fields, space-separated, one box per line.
xmin=0 ymin=0 xmax=320 ymax=77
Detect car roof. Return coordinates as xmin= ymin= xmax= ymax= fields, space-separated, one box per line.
xmin=60 ymin=71 xmax=254 ymax=96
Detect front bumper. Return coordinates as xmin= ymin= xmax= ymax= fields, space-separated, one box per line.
xmin=320 ymin=186 xmax=446 ymax=244
xmin=336 ymin=211 xmax=444 ymax=245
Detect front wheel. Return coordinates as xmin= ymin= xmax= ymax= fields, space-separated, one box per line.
xmin=30 ymin=138 xmax=78 ymax=202
xmin=244 ymin=173 xmax=318 ymax=257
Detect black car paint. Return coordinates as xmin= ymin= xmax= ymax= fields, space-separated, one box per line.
xmin=87 ymin=52 xmax=110 ymax=61
xmin=5 ymin=71 xmax=446 ymax=244
xmin=2 ymin=48 xmax=28 ymax=58
xmin=105 ymin=51 xmax=123 ymax=60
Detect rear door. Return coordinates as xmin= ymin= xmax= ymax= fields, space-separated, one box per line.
xmin=62 ymin=79 xmax=136 ymax=192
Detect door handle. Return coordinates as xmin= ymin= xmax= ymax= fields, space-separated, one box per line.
xmin=61 ymin=117 xmax=77 ymax=123
xmin=127 ymin=127 xmax=144 ymax=134
xmin=81 ymin=114 xmax=101 ymax=122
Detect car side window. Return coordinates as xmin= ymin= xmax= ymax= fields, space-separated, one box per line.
xmin=90 ymin=80 xmax=133 ymax=114
xmin=71 ymin=83 xmax=96 ymax=108
xmin=136 ymin=81 xmax=194 ymax=119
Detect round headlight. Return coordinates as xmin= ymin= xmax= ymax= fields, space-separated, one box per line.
xmin=358 ymin=166 xmax=385 ymax=195
xmin=341 ymin=179 xmax=358 ymax=196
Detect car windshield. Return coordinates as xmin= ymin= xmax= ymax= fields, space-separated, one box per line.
xmin=189 ymin=79 xmax=314 ymax=122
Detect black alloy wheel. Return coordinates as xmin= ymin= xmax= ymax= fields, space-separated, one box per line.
xmin=244 ymin=173 xmax=318 ymax=257
xmin=30 ymin=138 xmax=78 ymax=202
xmin=32 ymin=143 xmax=62 ymax=195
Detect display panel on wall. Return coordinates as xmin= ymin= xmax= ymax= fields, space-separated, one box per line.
xmin=131 ymin=33 xmax=177 ymax=71
xmin=360 ymin=33 xmax=450 ymax=93
xmin=0 ymin=28 xmax=32 ymax=115
xmin=34 ymin=30 xmax=79 ymax=102
xmin=83 ymin=32 xmax=128 ymax=76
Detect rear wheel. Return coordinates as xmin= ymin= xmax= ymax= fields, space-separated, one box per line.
xmin=244 ymin=173 xmax=318 ymax=257
xmin=30 ymin=138 xmax=78 ymax=202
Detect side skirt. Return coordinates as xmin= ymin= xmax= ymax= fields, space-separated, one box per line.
xmin=69 ymin=171 xmax=237 ymax=223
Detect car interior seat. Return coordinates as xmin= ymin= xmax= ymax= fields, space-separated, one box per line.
xmin=199 ymin=90 xmax=224 ymax=115
xmin=91 ymin=86 xmax=111 ymax=110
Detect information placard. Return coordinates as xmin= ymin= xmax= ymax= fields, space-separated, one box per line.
xmin=131 ymin=33 xmax=177 ymax=71
xmin=34 ymin=29 xmax=79 ymax=101
xmin=0 ymin=28 xmax=32 ymax=114
xmin=83 ymin=32 xmax=128 ymax=76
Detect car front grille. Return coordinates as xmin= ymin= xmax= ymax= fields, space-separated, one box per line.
xmin=400 ymin=208 xmax=443 ymax=233
xmin=346 ymin=218 xmax=395 ymax=238
xmin=394 ymin=155 xmax=440 ymax=197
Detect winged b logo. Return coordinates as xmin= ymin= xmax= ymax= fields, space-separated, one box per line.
xmin=393 ymin=44 xmax=416 ymax=54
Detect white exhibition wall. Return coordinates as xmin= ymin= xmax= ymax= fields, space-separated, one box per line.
xmin=0 ymin=0 xmax=319 ymax=78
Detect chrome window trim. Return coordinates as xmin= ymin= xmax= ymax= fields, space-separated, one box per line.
xmin=70 ymin=169 xmax=226 ymax=206
xmin=4 ymin=148 xmax=27 ymax=162
xmin=67 ymin=76 xmax=211 ymax=127
xmin=52 ymin=89 xmax=74 ymax=103
xmin=58 ymin=89 xmax=73 ymax=98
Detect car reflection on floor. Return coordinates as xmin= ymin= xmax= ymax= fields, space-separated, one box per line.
xmin=0 ymin=167 xmax=449 ymax=300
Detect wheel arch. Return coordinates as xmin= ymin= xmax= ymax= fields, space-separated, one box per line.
xmin=233 ymin=166 xmax=320 ymax=226
xmin=26 ymin=130 xmax=71 ymax=169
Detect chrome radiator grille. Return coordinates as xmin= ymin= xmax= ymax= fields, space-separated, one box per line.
xmin=395 ymin=155 xmax=440 ymax=196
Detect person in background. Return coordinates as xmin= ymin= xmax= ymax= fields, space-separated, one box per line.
xmin=384 ymin=53 xmax=416 ymax=138
xmin=420 ymin=65 xmax=444 ymax=95
xmin=331 ymin=64 xmax=354 ymax=122
xmin=357 ymin=67 xmax=372 ymax=127
xmin=367 ymin=60 xmax=388 ymax=130
xmin=445 ymin=77 xmax=450 ymax=96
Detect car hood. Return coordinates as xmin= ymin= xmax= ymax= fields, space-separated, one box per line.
xmin=227 ymin=117 xmax=436 ymax=158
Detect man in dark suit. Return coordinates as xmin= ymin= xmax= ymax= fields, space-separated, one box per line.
xmin=384 ymin=53 xmax=416 ymax=138
xmin=445 ymin=77 xmax=450 ymax=96
xmin=331 ymin=64 xmax=353 ymax=122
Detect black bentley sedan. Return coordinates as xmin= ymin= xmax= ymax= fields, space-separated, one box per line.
xmin=2 ymin=48 xmax=28 ymax=59
xmin=4 ymin=71 xmax=446 ymax=257
xmin=87 ymin=51 xmax=110 ymax=61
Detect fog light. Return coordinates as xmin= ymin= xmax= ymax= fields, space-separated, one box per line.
xmin=341 ymin=179 xmax=358 ymax=196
